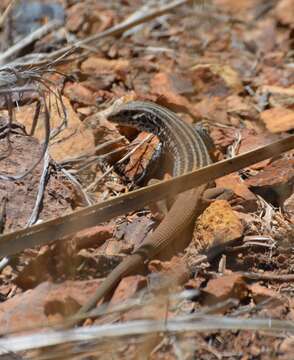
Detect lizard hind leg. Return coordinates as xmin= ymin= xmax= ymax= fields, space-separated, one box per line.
xmin=202 ymin=187 xmax=234 ymax=203
xmin=147 ymin=177 xmax=173 ymax=221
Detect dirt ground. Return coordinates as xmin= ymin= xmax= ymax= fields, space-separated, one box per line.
xmin=0 ymin=0 xmax=293 ymax=359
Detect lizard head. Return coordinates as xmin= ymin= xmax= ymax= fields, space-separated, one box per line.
xmin=107 ymin=101 xmax=154 ymax=132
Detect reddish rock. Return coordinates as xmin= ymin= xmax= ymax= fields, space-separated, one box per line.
xmin=246 ymin=159 xmax=294 ymax=188
xmin=16 ymin=96 xmax=95 ymax=163
xmin=260 ymin=107 xmax=294 ymax=133
xmin=66 ymin=3 xmax=85 ymax=32
xmin=202 ymin=274 xmax=248 ymax=306
xmin=209 ymin=127 xmax=237 ymax=149
xmin=280 ymin=336 xmax=294 ymax=355
xmin=15 ymin=226 xmax=113 ymax=289
xmin=276 ymin=0 xmax=294 ymax=25
xmin=0 ymin=280 xmax=102 ymax=334
xmin=225 ymin=95 xmax=257 ymax=119
xmin=284 ymin=192 xmax=294 ymax=221
xmin=121 ymin=216 xmax=155 ymax=250
xmin=192 ymin=64 xmax=243 ymax=94
xmin=72 ymin=225 xmax=114 ymax=250
xmin=259 ymin=85 xmax=294 ymax=108
xmin=245 ymin=158 xmax=294 ymax=206
xmin=0 ymin=133 xmax=74 ymax=233
xmin=81 ymin=57 xmax=129 ymax=79
xmin=249 ymin=283 xmax=282 ymax=304
xmin=150 ymin=72 xmax=199 ymax=118
xmin=148 ymin=257 xmax=190 ymax=290
xmin=110 ymin=275 xmax=147 ymax=305
xmin=66 ymin=3 xmax=113 ymax=34
xmin=64 ymin=82 xmax=96 ymax=106
xmin=214 ymin=0 xmax=260 ymax=18
xmin=238 ymin=130 xmax=283 ymax=170
xmin=148 ymin=256 xmax=187 ymax=274
xmin=194 ymin=97 xmax=229 ymax=124
xmin=216 ymin=173 xmax=257 ymax=203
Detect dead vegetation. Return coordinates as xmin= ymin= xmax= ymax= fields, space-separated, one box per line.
xmin=0 ymin=0 xmax=293 ymax=359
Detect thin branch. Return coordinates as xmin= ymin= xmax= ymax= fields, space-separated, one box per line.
xmin=59 ymin=167 xmax=93 ymax=206
xmin=0 ymin=0 xmax=17 ymax=29
xmin=0 ymin=134 xmax=292 ymax=257
xmin=41 ymin=0 xmax=203 ymax=62
xmin=58 ymin=136 xmax=125 ymax=167
xmin=0 ymin=315 xmax=293 ymax=354
xmin=241 ymin=272 xmax=294 ymax=282
xmin=26 ymin=150 xmax=50 ymax=226
xmin=86 ymin=134 xmax=154 ymax=191
xmin=0 ymin=91 xmax=50 ymax=181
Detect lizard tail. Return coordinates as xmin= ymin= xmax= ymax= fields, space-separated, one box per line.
xmin=76 ymin=253 xmax=143 ymax=316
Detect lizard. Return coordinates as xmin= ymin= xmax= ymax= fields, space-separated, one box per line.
xmin=70 ymin=100 xmax=221 ymax=323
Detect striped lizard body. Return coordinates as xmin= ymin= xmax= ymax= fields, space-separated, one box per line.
xmin=75 ymin=101 xmax=212 ymax=317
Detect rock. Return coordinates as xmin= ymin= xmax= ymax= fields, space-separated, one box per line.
xmin=245 ymin=158 xmax=294 ymax=207
xmin=71 ymin=225 xmax=114 ymax=250
xmin=81 ymin=57 xmax=129 ymax=79
xmin=216 ymin=173 xmax=257 ymax=211
xmin=191 ymin=200 xmax=244 ymax=254
xmin=15 ymin=96 xmax=96 ymax=163
xmin=150 ymin=72 xmax=200 ymax=118
xmin=0 ymin=280 xmax=102 ymax=334
xmin=249 ymin=283 xmax=282 ymax=304
xmin=110 ymin=275 xmax=146 ymax=304
xmin=276 ymin=0 xmax=294 ymax=25
xmin=202 ymin=274 xmax=248 ymax=306
xmin=260 ymin=108 xmax=294 ymax=133
xmin=64 ymin=82 xmax=96 ymax=106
